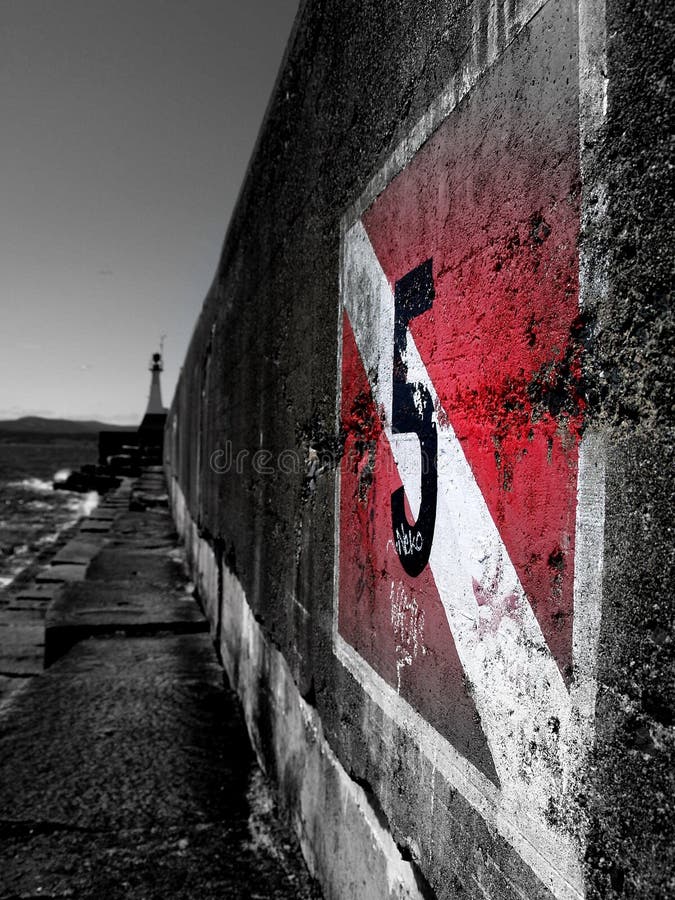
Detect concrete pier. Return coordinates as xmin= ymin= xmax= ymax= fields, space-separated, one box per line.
xmin=0 ymin=472 xmax=320 ymax=899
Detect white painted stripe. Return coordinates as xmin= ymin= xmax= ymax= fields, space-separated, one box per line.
xmin=570 ymin=431 xmax=606 ymax=747
xmin=336 ymin=635 xmax=584 ymax=900
xmin=341 ymin=219 xmax=585 ymax=896
xmin=570 ymin=0 xmax=609 ymax=805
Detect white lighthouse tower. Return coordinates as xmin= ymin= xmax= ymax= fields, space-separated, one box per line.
xmin=138 ymin=348 xmax=167 ymax=460
xmin=145 ymin=351 xmax=165 ymax=415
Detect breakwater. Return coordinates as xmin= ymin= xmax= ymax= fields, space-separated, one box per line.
xmin=165 ymin=0 xmax=673 ymax=898
xmin=0 ymin=469 xmax=319 ymax=898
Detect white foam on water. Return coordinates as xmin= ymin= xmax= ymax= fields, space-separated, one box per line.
xmin=68 ymin=490 xmax=99 ymax=518
xmin=26 ymin=500 xmax=51 ymax=511
xmin=1 ymin=467 xmax=102 ymax=593
xmin=8 ymin=477 xmax=54 ymax=493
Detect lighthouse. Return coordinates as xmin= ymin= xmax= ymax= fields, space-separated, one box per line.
xmin=145 ymin=351 xmax=165 ymax=415
xmin=138 ymin=350 xmax=168 ymax=460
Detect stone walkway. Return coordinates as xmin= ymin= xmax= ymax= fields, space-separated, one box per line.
xmin=0 ymin=470 xmax=321 ymax=899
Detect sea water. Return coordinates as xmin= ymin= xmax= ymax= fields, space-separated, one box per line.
xmin=0 ymin=437 xmax=99 ymax=590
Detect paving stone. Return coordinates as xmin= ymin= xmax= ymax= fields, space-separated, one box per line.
xmin=36 ymin=563 xmax=88 ymax=584
xmin=85 ymin=548 xmax=185 ymax=589
xmin=52 ymin=537 xmax=104 ymax=566
xmin=13 ymin=583 xmax=62 ymax=602
xmin=45 ymin=582 xmax=206 ymax=665
xmin=6 ymin=598 xmax=50 ymax=609
xmin=88 ymin=509 xmax=117 ymax=521
xmin=0 ymin=622 xmax=44 ymax=676
xmin=80 ymin=522 xmax=112 ymax=533
xmin=5 ymin=605 xmax=44 ymax=620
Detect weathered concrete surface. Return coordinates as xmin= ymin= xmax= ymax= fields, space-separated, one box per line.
xmin=581 ymin=0 xmax=675 ymax=897
xmin=52 ymin=537 xmax=106 ymax=566
xmin=0 ymin=636 xmax=320 ymax=900
xmin=0 ymin=586 xmax=58 ymax=686
xmin=44 ymin=486 xmax=202 ymax=665
xmin=35 ymin=562 xmax=88 ymax=584
xmin=164 ymin=0 xmax=673 ymax=897
xmin=44 ymin=581 xmax=207 ymax=667
xmin=3 ymin=601 xmax=45 ymax=619
xmin=0 ymin=478 xmax=321 ymax=899
xmin=0 ymin=674 xmax=30 ymax=714
xmin=46 ymin=582 xmax=202 ymax=632
xmin=84 ymin=547 xmax=182 ymax=586
xmin=0 ymin=621 xmax=44 ymax=676
xmin=88 ymin=509 xmax=117 ymax=521
xmin=13 ymin=583 xmax=61 ymax=602
xmin=79 ymin=521 xmax=113 ymax=534
xmin=171 ymin=484 xmax=431 ymax=900
xmin=108 ymin=510 xmax=178 ymax=547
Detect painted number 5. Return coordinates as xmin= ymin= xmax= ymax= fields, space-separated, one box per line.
xmin=391 ymin=259 xmax=438 ymax=577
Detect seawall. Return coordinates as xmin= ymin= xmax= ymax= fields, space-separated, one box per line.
xmin=164 ymin=1 xmax=674 ymax=898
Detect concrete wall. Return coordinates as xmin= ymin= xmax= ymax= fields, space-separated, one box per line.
xmin=165 ymin=1 xmax=673 ymax=898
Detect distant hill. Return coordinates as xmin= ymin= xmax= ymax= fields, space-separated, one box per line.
xmin=0 ymin=416 xmax=135 ymax=434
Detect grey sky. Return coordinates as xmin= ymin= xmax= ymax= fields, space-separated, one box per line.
xmin=0 ymin=0 xmax=299 ymax=423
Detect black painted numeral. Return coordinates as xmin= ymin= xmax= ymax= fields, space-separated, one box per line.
xmin=391 ymin=259 xmax=438 ymax=577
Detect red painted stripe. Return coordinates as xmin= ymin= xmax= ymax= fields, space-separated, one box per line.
xmin=339 ymin=312 xmax=498 ymax=780
xmin=362 ymin=81 xmax=582 ymax=680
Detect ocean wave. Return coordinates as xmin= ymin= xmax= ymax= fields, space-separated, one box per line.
xmin=26 ymin=499 xmax=52 ymax=511
xmin=67 ymin=490 xmax=99 ymax=517
xmin=7 ymin=477 xmax=54 ymax=493
xmin=0 ymin=494 xmax=99 ymax=591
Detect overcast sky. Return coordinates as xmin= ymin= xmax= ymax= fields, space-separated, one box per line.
xmin=0 ymin=0 xmax=299 ymax=423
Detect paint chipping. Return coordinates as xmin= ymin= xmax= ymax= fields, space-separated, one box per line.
xmin=390 ymin=581 xmax=427 ymax=693
xmin=472 ymin=565 xmax=521 ymax=638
